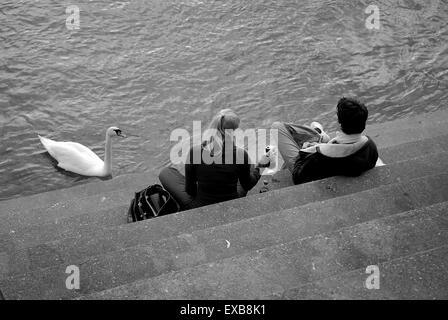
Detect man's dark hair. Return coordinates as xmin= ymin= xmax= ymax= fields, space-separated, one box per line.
xmin=336 ymin=97 xmax=368 ymax=134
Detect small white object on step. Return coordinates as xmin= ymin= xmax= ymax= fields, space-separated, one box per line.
xmin=375 ymin=157 xmax=385 ymax=167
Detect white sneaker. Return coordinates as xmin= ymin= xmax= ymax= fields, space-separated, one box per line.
xmin=310 ymin=121 xmax=330 ymax=143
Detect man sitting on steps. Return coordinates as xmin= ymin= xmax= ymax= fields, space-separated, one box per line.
xmin=271 ymin=97 xmax=379 ymax=185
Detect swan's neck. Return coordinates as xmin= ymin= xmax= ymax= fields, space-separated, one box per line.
xmin=103 ymin=133 xmax=112 ymax=175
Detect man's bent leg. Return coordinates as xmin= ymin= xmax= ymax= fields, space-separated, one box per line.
xmin=271 ymin=121 xmax=321 ymax=173
xmin=271 ymin=121 xmax=301 ymax=172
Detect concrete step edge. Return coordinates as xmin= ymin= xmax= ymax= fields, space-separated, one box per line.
xmin=280 ymin=244 xmax=448 ymax=300
xmin=73 ymin=201 xmax=448 ymax=300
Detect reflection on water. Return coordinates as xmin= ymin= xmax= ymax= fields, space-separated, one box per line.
xmin=0 ymin=0 xmax=447 ymax=200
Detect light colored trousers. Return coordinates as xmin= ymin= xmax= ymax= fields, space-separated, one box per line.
xmin=271 ymin=122 xmax=321 ymax=173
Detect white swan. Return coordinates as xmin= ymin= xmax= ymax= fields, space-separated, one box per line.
xmin=38 ymin=126 xmax=125 ymax=177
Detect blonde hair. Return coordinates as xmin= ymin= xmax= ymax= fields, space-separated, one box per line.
xmin=202 ymin=109 xmax=240 ymax=156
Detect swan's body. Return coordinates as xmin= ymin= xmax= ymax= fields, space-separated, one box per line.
xmin=38 ymin=126 xmax=124 ymax=177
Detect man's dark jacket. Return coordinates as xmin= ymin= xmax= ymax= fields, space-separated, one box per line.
xmin=292 ymin=137 xmax=379 ymax=185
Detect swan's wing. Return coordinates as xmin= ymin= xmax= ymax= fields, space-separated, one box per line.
xmin=39 ymin=136 xmax=104 ymax=175
xmin=53 ymin=143 xmax=104 ymax=175
xmin=62 ymin=141 xmax=103 ymax=162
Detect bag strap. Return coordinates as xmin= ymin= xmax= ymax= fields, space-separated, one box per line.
xmin=142 ymin=188 xmax=159 ymax=217
xmin=128 ymin=184 xmax=180 ymax=222
xmin=143 ymin=186 xmax=169 ymax=217
xmin=143 ymin=184 xmax=179 ymax=216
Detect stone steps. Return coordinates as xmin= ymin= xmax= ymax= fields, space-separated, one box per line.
xmin=2 ymin=173 xmax=448 ymax=299
xmin=4 ymin=135 xmax=446 ymax=247
xmin=78 ymin=201 xmax=448 ymax=300
xmin=282 ymin=245 xmax=448 ymax=300
xmin=364 ymin=108 xmax=448 ymax=147
xmin=0 ymin=180 xmax=150 ymax=233
xmin=2 ymin=151 xmax=447 ymax=259
xmin=0 ymin=172 xmax=158 ymax=214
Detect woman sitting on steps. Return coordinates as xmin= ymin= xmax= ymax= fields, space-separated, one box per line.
xmin=159 ymin=109 xmax=269 ymax=211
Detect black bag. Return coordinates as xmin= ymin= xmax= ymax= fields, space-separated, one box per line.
xmin=127 ymin=184 xmax=180 ymax=223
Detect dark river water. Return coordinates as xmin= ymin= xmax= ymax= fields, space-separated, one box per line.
xmin=1 ymin=0 xmax=447 ymax=201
